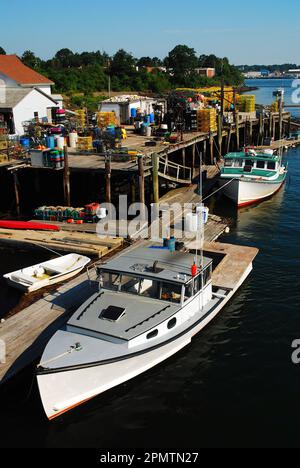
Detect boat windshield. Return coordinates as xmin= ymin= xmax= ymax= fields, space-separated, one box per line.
xmin=99 ymin=266 xmax=212 ymax=305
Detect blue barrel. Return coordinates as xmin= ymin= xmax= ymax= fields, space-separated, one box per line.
xmin=20 ymin=137 xmax=30 ymax=148
xmin=164 ymin=237 xmax=176 ymax=252
xmin=150 ymin=113 xmax=155 ymax=123
xmin=107 ymin=125 xmax=116 ymax=136
xmin=131 ymin=108 xmax=137 ymax=118
xmin=46 ymin=136 xmax=55 ymax=149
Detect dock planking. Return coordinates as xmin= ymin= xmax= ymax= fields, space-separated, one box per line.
xmin=0 ymin=228 xmax=123 ymax=257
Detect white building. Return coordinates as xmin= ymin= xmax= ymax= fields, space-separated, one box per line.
xmin=0 ymin=54 xmax=59 ymax=135
xmin=99 ymin=95 xmax=158 ymax=124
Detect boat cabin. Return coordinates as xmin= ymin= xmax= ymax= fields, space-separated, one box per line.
xmin=97 ymin=246 xmax=213 ymax=307
xmin=222 ymin=151 xmax=280 ymax=176
xmin=66 ymin=247 xmax=213 ymax=348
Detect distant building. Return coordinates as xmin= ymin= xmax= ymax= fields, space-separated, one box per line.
xmin=194 ymin=68 xmax=216 ymax=78
xmin=260 ymin=69 xmax=270 ymax=77
xmin=243 ymin=71 xmax=262 ymax=79
xmin=0 ymin=55 xmax=59 ymax=135
xmin=100 ymin=95 xmax=158 ymax=124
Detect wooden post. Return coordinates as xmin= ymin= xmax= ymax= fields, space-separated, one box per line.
xmin=233 ymin=90 xmax=240 ymax=150
xmin=226 ymin=128 xmax=232 ymax=153
xmin=217 ymin=113 xmax=222 ymax=158
xmin=269 ymin=113 xmax=273 ymax=138
xmin=63 ymin=145 xmax=71 ymax=206
xmin=152 ymin=153 xmax=159 ymax=204
xmin=203 ymin=139 xmax=207 ymax=164
xmin=249 ymin=120 xmax=253 ymax=146
xmin=138 ymin=155 xmax=145 ymax=205
xmin=259 ymin=113 xmax=264 ymax=146
xmin=12 ymin=171 xmax=20 ymax=216
xmin=182 ymin=147 xmax=186 ymax=179
xmin=130 ymin=176 xmax=136 ymax=203
xmin=105 ymin=155 xmax=112 ymax=204
xmin=209 ymin=135 xmax=214 ymax=165
xmin=192 ymin=144 xmax=196 ymax=179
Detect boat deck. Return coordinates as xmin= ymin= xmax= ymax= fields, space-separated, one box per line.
xmin=68 ymin=290 xmax=180 ymax=341
xmin=0 ymin=240 xmax=258 ymax=385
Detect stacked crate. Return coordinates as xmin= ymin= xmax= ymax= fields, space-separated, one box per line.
xmin=75 ymin=109 xmax=87 ymax=127
xmin=238 ymin=95 xmax=256 ymax=112
xmin=77 ymin=136 xmax=93 ymax=152
xmin=97 ymin=112 xmax=118 ymax=128
xmin=197 ymin=109 xmax=217 ymax=132
xmin=271 ymin=100 xmax=279 ymax=112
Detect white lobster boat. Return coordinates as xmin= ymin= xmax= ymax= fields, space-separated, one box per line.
xmin=37 ymin=245 xmax=254 ymax=420
xmin=219 ymin=150 xmax=287 ymax=207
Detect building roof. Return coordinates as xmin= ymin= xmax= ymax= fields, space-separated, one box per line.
xmin=0 ymin=87 xmax=58 ymax=109
xmin=0 ymin=55 xmax=54 ymax=85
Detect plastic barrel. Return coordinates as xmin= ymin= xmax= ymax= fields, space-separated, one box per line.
xmin=150 ymin=113 xmax=155 ymax=123
xmin=168 ymin=237 xmax=176 ymax=252
xmin=46 ymin=136 xmax=55 ymax=149
xmin=20 ymin=137 xmax=30 ymax=148
xmin=131 ymin=108 xmax=137 ymax=118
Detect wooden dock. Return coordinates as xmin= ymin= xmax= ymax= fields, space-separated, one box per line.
xmin=0 ymin=239 xmax=258 ymax=386
xmin=0 ymin=228 xmax=123 ymax=257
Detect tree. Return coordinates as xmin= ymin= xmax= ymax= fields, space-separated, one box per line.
xmin=110 ymin=49 xmax=136 ymax=77
xmin=165 ymin=45 xmax=198 ymax=84
xmin=21 ymin=50 xmax=41 ymax=70
xmin=54 ymin=48 xmax=75 ymax=68
xmin=0 ymin=47 xmax=6 ymax=55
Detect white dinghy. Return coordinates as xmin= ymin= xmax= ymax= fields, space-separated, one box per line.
xmin=3 ymin=254 xmax=91 ymax=293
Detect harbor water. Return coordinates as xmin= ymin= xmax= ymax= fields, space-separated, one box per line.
xmin=245 ymin=78 xmax=300 ymax=118
xmin=1 ymin=83 xmax=300 ymax=448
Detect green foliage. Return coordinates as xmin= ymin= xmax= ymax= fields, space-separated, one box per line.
xmin=16 ymin=45 xmax=244 ymax=108
xmin=70 ymin=94 xmax=108 ymax=112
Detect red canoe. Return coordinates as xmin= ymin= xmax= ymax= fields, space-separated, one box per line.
xmin=0 ymin=221 xmax=60 ymax=231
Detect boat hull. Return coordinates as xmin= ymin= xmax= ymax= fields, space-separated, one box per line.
xmin=37 ymin=264 xmax=253 ymax=420
xmin=219 ymin=174 xmax=286 ymax=207
xmin=4 ymin=266 xmax=87 ymax=293
xmin=0 ymin=221 xmax=60 ymax=231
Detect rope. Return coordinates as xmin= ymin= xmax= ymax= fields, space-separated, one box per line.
xmin=202 ymin=178 xmax=235 ymax=202
xmin=38 ymin=345 xmax=82 ymax=369
xmin=27 ymin=241 xmax=63 ymax=257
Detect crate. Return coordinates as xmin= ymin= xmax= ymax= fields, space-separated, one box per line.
xmin=97 ymin=112 xmax=118 ymax=128
xmin=77 ymin=136 xmax=93 ymax=151
xmin=197 ymin=109 xmax=217 ymax=132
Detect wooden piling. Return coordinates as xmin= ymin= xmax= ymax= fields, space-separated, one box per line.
xmin=105 ymin=155 xmax=112 ymax=204
xmin=152 ymin=153 xmax=159 ymax=204
xmin=192 ymin=144 xmax=196 ymax=179
xmin=63 ymin=145 xmax=71 ymax=207
xmin=138 ymin=155 xmax=145 ymax=205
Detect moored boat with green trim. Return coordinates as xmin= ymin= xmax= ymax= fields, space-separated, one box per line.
xmin=219 ymin=149 xmax=287 ymax=207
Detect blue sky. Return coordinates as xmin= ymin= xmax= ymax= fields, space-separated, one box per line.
xmin=1 ymin=0 xmax=300 ymax=64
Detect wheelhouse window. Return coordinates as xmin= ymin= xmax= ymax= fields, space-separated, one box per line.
xmin=267 ymin=161 xmax=276 ymax=170
xmin=233 ymin=159 xmax=243 ymax=168
xmin=256 ymin=160 xmax=265 ymax=169
xmin=224 ymin=159 xmax=234 ymax=167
